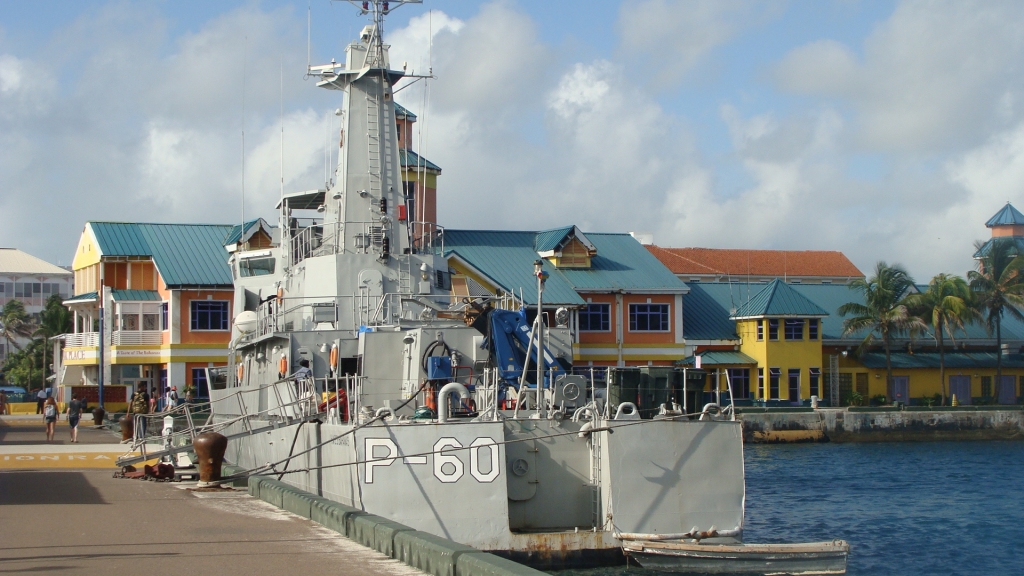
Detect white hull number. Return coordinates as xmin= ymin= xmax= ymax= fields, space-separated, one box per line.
xmin=364 ymin=437 xmax=499 ymax=484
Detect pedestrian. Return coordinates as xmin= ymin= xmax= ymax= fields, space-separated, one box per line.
xmin=35 ymin=387 xmax=46 ymax=414
xmin=148 ymin=388 xmax=156 ymax=414
xmin=42 ymin=396 xmax=58 ymax=442
xmin=165 ymin=386 xmax=179 ymax=411
xmin=128 ymin=387 xmax=150 ymax=437
xmin=0 ymin=390 xmax=8 ymax=416
xmin=184 ymin=386 xmax=194 ymax=404
xmin=66 ymin=395 xmax=83 ymax=443
xmin=294 ymin=359 xmax=312 ymax=381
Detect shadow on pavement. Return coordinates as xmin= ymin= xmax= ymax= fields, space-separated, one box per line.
xmin=0 ymin=471 xmax=107 ymax=505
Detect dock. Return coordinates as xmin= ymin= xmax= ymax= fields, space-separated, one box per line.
xmin=0 ymin=415 xmax=426 ymax=576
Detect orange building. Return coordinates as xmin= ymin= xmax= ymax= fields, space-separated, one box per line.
xmin=60 ymin=222 xmax=237 ymax=407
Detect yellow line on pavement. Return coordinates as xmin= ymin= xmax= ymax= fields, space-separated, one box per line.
xmin=0 ymin=453 xmax=157 ymax=469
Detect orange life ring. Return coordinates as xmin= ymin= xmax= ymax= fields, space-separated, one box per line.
xmin=329 ymin=344 xmax=339 ymax=370
xmin=236 ymin=363 xmax=245 ymax=383
xmin=278 ymin=354 xmax=288 ymax=376
xmin=276 ymin=287 xmax=284 ymax=305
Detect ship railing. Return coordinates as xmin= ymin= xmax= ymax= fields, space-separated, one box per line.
xmin=120 ymin=376 xmax=321 ymax=467
xmin=289 ymin=221 xmax=342 ymax=267
xmin=322 ymin=374 xmax=363 ymax=425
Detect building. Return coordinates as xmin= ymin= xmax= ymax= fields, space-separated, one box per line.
xmin=973 ymin=202 xmax=1024 ymax=258
xmin=443 ymin=226 xmax=690 ymax=368
xmin=59 ymin=222 xmax=236 ymax=408
xmin=648 ymin=246 xmax=863 ymax=284
xmin=396 ymin=103 xmax=442 ymax=247
xmin=0 ymin=248 xmax=73 ymax=361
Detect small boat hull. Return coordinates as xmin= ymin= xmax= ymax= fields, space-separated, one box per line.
xmin=622 ymin=539 xmax=849 ymax=575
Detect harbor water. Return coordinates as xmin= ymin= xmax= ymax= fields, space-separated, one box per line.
xmin=555 ymin=441 xmax=1024 ymax=575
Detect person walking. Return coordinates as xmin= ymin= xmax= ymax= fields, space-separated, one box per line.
xmin=66 ymin=395 xmax=83 ymax=443
xmin=0 ymin=390 xmax=8 ymax=416
xmin=128 ymin=387 xmax=150 ymax=438
xmin=164 ymin=386 xmax=179 ymax=411
xmin=42 ymin=396 xmax=58 ymax=442
xmin=35 ymin=387 xmax=47 ymax=414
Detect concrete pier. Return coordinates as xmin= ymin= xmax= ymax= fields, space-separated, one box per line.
xmin=739 ymin=407 xmax=1024 ymax=442
xmin=0 ymin=415 xmax=426 ymax=576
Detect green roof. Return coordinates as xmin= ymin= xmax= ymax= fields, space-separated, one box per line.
xmin=111 ymin=290 xmax=162 ymax=301
xmin=973 ymin=236 xmax=1024 ymax=259
xmin=681 ymin=284 xmax=740 ymax=341
xmin=858 ymin=351 xmax=1024 ymax=369
xmin=394 ymin=102 xmax=417 ymax=121
xmin=399 ymin=149 xmax=441 ymax=173
xmin=64 ymin=291 xmax=98 ymax=304
xmin=732 ymin=279 xmax=829 ymax=318
xmin=676 ymin=350 xmax=757 ymax=367
xmin=534 ymin=226 xmax=596 ymax=254
xmin=986 ymin=203 xmax=1024 ymax=227
xmin=223 ymin=218 xmax=274 ymax=246
xmin=89 ymin=222 xmax=234 ymax=288
xmin=443 ymin=229 xmax=687 ymax=306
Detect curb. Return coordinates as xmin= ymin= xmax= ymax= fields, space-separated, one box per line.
xmin=247 ymin=476 xmax=546 ymax=576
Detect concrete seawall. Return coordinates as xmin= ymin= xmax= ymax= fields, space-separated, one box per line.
xmin=738 ymin=407 xmax=1024 ymax=442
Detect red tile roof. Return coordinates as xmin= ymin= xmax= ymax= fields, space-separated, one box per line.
xmin=646 ymin=246 xmax=864 ymax=279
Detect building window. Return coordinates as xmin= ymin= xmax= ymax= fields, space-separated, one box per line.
xmin=981 ymin=376 xmax=992 ymax=398
xmin=768 ymin=319 xmax=779 ymax=340
xmin=784 ymin=319 xmax=804 ymax=340
xmin=810 ymin=368 xmax=821 ymax=398
xmin=191 ymin=301 xmax=229 ymax=331
xmin=756 ymin=320 xmax=763 ymax=341
xmin=758 ymin=368 xmax=764 ymax=399
xmin=629 ymin=303 xmax=669 ymax=332
xmin=788 ymin=368 xmax=800 ymax=401
xmin=162 ymin=303 xmax=168 ymax=331
xmin=809 ymin=319 xmax=819 ymax=340
xmin=191 ymin=368 xmax=210 ymax=399
xmin=579 ymin=303 xmax=610 ymax=331
xmin=769 ymin=368 xmax=781 ymax=399
xmin=728 ymin=368 xmax=751 ymax=399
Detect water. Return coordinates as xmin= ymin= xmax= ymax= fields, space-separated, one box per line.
xmin=556 ymin=441 xmax=1024 ymax=576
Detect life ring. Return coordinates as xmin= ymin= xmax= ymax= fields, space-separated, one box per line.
xmin=236 ymin=363 xmax=245 ymax=384
xmin=276 ymin=287 xmax=284 ymax=305
xmin=329 ymin=344 xmax=339 ymax=371
xmin=278 ymin=354 xmax=288 ymax=377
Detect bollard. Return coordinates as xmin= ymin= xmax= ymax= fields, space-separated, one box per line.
xmin=92 ymin=407 xmax=105 ymax=426
xmin=119 ymin=415 xmax=134 ymax=441
xmin=193 ymin=432 xmax=228 ymax=487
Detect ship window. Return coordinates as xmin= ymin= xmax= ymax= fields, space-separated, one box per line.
xmin=191 ymin=301 xmax=229 ymax=331
xmin=579 ymin=303 xmax=610 ymax=332
xmin=239 ymin=256 xmax=275 ymax=277
xmin=629 ymin=303 xmax=669 ymax=332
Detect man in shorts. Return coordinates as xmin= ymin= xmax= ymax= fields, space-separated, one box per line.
xmin=66 ymin=395 xmax=83 ymax=443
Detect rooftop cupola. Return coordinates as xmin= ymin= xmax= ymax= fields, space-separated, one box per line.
xmin=985 ymin=202 xmax=1024 ymax=238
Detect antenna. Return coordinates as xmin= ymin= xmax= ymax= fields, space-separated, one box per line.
xmin=307 ymin=2 xmax=311 ymax=71
xmin=241 ymin=35 xmax=248 ymax=227
xmin=280 ymin=57 xmax=285 ymax=201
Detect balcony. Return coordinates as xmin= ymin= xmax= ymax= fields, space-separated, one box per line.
xmin=65 ymin=332 xmax=99 ymax=347
xmin=112 ymin=331 xmax=163 ymax=345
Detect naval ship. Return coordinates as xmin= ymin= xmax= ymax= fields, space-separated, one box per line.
xmin=193 ymin=2 xmax=843 ymax=572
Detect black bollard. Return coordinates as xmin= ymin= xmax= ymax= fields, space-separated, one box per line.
xmin=119 ymin=415 xmax=134 ymax=441
xmin=92 ymin=407 xmax=105 ymax=426
xmin=193 ymin=432 xmax=228 ymax=487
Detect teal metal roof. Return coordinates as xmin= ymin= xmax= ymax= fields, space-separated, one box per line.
xmin=972 ymin=236 xmax=1024 ymax=259
xmin=858 ymin=351 xmax=1024 ymax=369
xmin=535 ymin=227 xmax=573 ymax=252
xmin=680 ymin=284 xmax=740 ymax=341
xmin=64 ymin=292 xmax=98 ymax=304
xmin=89 ymin=222 xmax=234 ymax=288
xmin=394 ymin=102 xmax=417 ymax=121
xmin=676 ymin=350 xmax=756 ymax=366
xmin=986 ymin=203 xmax=1024 ymax=227
xmin=399 ymin=149 xmax=441 ymax=173
xmin=111 ymin=290 xmax=162 ymax=301
xmin=732 ymin=279 xmax=829 ymax=318
xmin=443 ymin=229 xmax=687 ymax=306
xmin=223 ymin=219 xmax=268 ymax=246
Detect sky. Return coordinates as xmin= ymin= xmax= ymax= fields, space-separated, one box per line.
xmin=3 ymin=0 xmax=1024 ymax=282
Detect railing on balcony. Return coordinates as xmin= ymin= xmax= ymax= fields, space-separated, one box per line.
xmin=112 ymin=331 xmax=163 ymax=345
xmin=65 ymin=332 xmax=99 ymax=347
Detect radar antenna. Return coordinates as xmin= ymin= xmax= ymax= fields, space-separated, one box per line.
xmin=345 ymin=0 xmax=422 ymax=68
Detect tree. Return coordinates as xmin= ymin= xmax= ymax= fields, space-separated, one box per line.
xmin=33 ymin=294 xmax=73 ymax=391
xmin=968 ymin=238 xmax=1024 ymax=384
xmin=838 ymin=262 xmax=924 ymax=400
xmin=906 ymin=273 xmax=976 ymax=405
xmin=0 ymin=300 xmax=34 ymax=355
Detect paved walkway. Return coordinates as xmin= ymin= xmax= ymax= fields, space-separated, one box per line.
xmin=0 ymin=415 xmax=142 ymax=469
xmin=0 ymin=467 xmax=425 ymax=575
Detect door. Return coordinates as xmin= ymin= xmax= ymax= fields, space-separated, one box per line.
xmin=948 ymin=376 xmax=971 ymax=405
xmin=997 ymin=375 xmax=1017 ymax=405
xmin=891 ymin=376 xmax=909 ymax=405
xmin=788 ymin=369 xmax=800 ymax=404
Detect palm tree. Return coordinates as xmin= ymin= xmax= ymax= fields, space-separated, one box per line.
xmin=968 ymin=238 xmax=1024 ymax=383
xmin=907 ymin=274 xmax=976 ymax=405
xmin=838 ymin=262 xmax=924 ymax=400
xmin=33 ymin=295 xmax=73 ymax=391
xmin=0 ymin=300 xmax=34 ymax=355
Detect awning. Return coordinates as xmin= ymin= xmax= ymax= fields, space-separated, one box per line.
xmin=59 ymin=365 xmax=85 ymax=387
xmin=276 ymin=189 xmax=326 ymax=210
xmin=64 ymin=292 xmax=98 ymax=305
xmin=111 ymin=290 xmax=161 ymax=301
xmin=676 ymin=350 xmax=758 ymax=367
